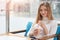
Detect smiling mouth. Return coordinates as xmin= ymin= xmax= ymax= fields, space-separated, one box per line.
xmin=42 ymin=14 xmax=45 ymax=15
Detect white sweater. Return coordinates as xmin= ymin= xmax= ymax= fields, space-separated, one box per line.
xmin=27 ymin=20 xmax=58 ymax=40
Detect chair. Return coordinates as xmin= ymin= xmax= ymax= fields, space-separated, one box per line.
xmin=24 ymin=22 xmax=33 ymax=36
xmin=54 ymin=24 xmax=60 ymax=40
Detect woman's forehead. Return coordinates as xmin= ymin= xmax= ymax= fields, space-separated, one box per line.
xmin=40 ymin=5 xmax=47 ymax=9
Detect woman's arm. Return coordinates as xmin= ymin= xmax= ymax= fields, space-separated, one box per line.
xmin=48 ymin=21 xmax=58 ymax=40
xmin=40 ymin=20 xmax=58 ymax=40
xmin=49 ymin=21 xmax=57 ymax=35
xmin=38 ymin=34 xmax=56 ymax=40
xmin=41 ymin=23 xmax=49 ymax=35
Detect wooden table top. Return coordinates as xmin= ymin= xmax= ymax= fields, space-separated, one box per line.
xmin=0 ymin=33 xmax=31 ymax=40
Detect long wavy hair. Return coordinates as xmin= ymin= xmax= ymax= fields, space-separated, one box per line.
xmin=36 ymin=2 xmax=54 ymax=23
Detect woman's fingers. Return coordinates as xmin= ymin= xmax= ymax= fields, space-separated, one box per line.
xmin=33 ymin=29 xmax=40 ymax=36
xmin=38 ymin=20 xmax=46 ymax=28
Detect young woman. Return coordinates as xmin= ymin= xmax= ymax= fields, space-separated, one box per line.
xmin=27 ymin=2 xmax=58 ymax=40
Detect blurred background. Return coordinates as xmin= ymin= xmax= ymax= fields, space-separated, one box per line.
xmin=0 ymin=0 xmax=60 ymax=36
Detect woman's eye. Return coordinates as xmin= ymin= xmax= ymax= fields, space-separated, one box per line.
xmin=40 ymin=9 xmax=42 ymax=11
xmin=44 ymin=9 xmax=47 ymax=11
xmin=40 ymin=9 xmax=47 ymax=11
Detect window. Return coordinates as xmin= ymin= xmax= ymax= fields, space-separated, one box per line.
xmin=0 ymin=0 xmax=6 ymax=34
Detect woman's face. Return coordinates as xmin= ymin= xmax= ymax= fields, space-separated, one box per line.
xmin=40 ymin=5 xmax=48 ymax=17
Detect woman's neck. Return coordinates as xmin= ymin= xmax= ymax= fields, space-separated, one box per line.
xmin=42 ymin=17 xmax=48 ymax=21
xmin=42 ymin=17 xmax=50 ymax=24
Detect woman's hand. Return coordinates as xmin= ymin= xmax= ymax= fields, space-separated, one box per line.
xmin=38 ymin=37 xmax=47 ymax=40
xmin=33 ymin=29 xmax=40 ymax=36
xmin=29 ymin=29 xmax=40 ymax=36
xmin=38 ymin=20 xmax=46 ymax=29
xmin=38 ymin=20 xmax=48 ymax=35
xmin=41 ymin=22 xmax=46 ymax=29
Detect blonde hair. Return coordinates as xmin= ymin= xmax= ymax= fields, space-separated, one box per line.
xmin=36 ymin=2 xmax=54 ymax=23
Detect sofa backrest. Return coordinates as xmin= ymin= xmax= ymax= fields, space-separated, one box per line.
xmin=24 ymin=22 xmax=33 ymax=36
xmin=54 ymin=24 xmax=60 ymax=40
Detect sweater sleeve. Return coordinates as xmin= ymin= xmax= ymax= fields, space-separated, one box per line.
xmin=48 ymin=20 xmax=58 ymax=40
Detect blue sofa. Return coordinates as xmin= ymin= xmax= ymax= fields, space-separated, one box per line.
xmin=10 ymin=22 xmax=60 ymax=40
xmin=25 ymin=22 xmax=60 ymax=40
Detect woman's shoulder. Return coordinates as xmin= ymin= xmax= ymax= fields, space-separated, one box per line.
xmin=50 ymin=20 xmax=57 ymax=23
xmin=50 ymin=20 xmax=58 ymax=26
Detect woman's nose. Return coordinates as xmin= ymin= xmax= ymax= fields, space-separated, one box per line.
xmin=42 ymin=11 xmax=45 ymax=14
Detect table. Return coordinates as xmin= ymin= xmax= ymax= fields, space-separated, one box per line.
xmin=0 ymin=33 xmax=31 ymax=40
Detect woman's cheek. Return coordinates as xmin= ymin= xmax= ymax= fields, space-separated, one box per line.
xmin=45 ymin=12 xmax=48 ymax=17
